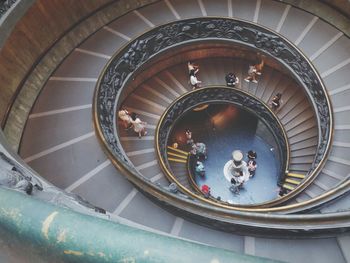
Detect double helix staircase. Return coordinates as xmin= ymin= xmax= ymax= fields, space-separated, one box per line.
xmin=14 ymin=0 xmax=350 ymax=262
xmin=119 ymin=57 xmax=318 ymax=201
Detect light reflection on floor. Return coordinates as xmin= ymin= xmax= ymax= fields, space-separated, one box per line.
xmin=170 ymin=104 xmax=280 ymax=205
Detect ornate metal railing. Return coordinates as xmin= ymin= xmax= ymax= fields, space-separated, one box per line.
xmin=95 ymin=17 xmax=332 ymax=203
xmin=0 ymin=2 xmax=348 ymax=253
xmin=156 ymin=87 xmax=289 ymax=195
xmin=94 ymin=17 xmax=333 ymax=214
xmin=0 ymin=0 xmax=16 ymax=18
xmin=187 ymin=154 xmax=203 ymax=194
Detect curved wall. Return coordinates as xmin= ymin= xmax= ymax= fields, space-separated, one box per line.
xmin=0 ymin=1 xmax=348 ymax=260
xmin=0 ymin=0 xmax=160 ymax=150
xmin=0 ymin=0 xmax=349 ymax=151
xmin=1 ymin=0 xmax=349 ymax=126
xmin=0 ymin=0 xmax=115 ymax=124
xmin=279 ymin=0 xmax=350 ymax=37
xmin=321 ymin=0 xmax=350 ymax=18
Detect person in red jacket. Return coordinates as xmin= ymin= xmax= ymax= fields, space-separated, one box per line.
xmin=201 ymin=184 xmax=210 ymax=198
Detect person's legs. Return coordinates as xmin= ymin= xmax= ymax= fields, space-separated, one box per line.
xmin=138 ymin=128 xmax=147 ymax=138
xmin=251 ymin=73 xmax=258 ymax=83
xmin=255 ymin=59 xmax=264 ymax=75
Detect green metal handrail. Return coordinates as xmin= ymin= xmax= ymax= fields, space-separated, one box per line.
xmin=0 ymin=187 xmax=277 ymax=263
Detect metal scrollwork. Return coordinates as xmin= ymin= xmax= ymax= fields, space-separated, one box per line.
xmin=0 ymin=0 xmax=16 ymax=18
xmin=157 ymin=87 xmax=288 ymax=182
xmin=95 ymin=17 xmax=331 ymax=191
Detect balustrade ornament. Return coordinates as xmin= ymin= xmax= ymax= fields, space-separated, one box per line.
xmin=0 ymin=0 xmax=17 ymax=18
xmin=95 ymin=17 xmax=331 ymax=201
xmin=157 ymin=87 xmax=288 ymax=183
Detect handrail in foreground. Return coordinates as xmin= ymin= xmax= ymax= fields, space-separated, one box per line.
xmin=0 ymin=187 xmax=275 ymax=263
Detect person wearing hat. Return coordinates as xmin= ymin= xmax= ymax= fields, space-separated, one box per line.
xmin=228 ymin=150 xmax=250 ymax=185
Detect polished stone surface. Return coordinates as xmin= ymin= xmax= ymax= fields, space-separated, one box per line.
xmin=170 ymin=104 xmax=279 ymax=205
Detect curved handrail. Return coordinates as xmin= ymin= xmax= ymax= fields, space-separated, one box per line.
xmin=0 ymin=187 xmax=275 ymax=262
xmin=1 ymin=1 xmax=350 ymax=254
xmin=94 ymin=17 xmax=337 ymax=217
xmin=0 ymin=0 xmax=17 ymax=19
xmin=156 ymin=86 xmax=290 ymax=208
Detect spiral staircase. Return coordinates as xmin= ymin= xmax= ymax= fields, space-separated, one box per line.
xmin=1 ymin=0 xmax=350 ymax=262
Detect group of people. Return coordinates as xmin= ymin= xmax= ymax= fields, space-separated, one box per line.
xmin=118 ymin=108 xmax=148 ymax=138
xmin=186 ymin=129 xmax=207 ymax=160
xmin=189 ymin=59 xmax=282 ymax=111
xmin=118 ymin=58 xmax=282 ymax=138
xmin=185 ymin=128 xmax=208 ymax=178
xmin=228 ymin=150 xmax=257 ymax=194
xmin=199 ymin=149 xmax=258 ymax=199
xmin=226 ymin=62 xmax=282 ymax=111
xmin=185 ymin=128 xmax=211 ymax=197
xmin=189 ymin=58 xmax=264 ymax=88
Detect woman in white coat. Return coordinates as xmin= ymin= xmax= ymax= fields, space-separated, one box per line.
xmin=131 ymin=112 xmax=147 ymax=138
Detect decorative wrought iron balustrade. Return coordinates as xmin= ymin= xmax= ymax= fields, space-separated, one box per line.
xmin=0 ymin=0 xmax=16 ymax=18
xmin=156 ymin=87 xmax=288 ymax=187
xmin=94 ymin=17 xmax=332 ymax=211
xmin=96 ymin=18 xmax=331 ymax=183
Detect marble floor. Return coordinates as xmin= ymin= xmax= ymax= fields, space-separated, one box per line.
xmin=170 ymin=104 xmax=280 ymax=205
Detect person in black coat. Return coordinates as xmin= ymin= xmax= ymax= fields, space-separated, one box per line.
xmin=225 ymin=72 xmax=239 ymax=87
